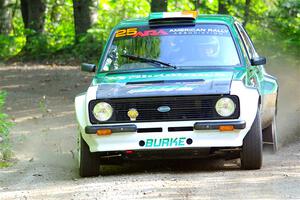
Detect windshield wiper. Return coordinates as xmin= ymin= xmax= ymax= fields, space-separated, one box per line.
xmin=121 ymin=54 xmax=177 ymax=69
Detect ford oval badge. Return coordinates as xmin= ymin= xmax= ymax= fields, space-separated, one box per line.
xmin=157 ymin=106 xmax=171 ymax=113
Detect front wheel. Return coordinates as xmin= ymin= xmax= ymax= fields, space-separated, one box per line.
xmin=241 ymin=110 xmax=263 ymax=170
xmin=79 ymin=135 xmax=100 ymax=177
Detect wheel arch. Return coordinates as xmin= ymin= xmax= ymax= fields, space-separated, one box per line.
xmin=261 ymin=74 xmax=278 ymax=129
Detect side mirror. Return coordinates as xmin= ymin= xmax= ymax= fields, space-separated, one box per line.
xmin=250 ymin=56 xmax=266 ymax=66
xmin=81 ymin=63 xmax=96 ymax=72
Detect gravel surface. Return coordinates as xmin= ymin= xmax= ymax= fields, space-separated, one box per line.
xmin=0 ymin=63 xmax=299 ymax=199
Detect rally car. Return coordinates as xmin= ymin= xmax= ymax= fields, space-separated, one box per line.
xmin=75 ymin=12 xmax=278 ymax=177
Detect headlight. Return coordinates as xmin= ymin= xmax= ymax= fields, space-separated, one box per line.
xmin=215 ymin=97 xmax=236 ymax=117
xmin=93 ymin=102 xmax=113 ymax=121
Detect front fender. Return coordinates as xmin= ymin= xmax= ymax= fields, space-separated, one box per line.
xmin=75 ymin=92 xmax=88 ymax=130
xmin=231 ymin=81 xmax=260 ymax=141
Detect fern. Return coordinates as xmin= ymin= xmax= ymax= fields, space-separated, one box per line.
xmin=0 ymin=91 xmax=13 ymax=161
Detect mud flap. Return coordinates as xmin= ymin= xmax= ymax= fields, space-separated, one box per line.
xmin=262 ymin=116 xmax=278 ymax=153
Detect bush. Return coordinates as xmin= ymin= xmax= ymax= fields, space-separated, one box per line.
xmin=0 ymin=35 xmax=26 ymax=60
xmin=246 ymin=0 xmax=300 ymax=56
xmin=0 ymin=91 xmax=12 ymax=162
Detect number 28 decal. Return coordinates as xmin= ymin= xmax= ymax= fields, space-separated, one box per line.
xmin=116 ymin=28 xmax=137 ymax=37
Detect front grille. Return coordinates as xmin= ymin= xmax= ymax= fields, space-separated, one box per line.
xmin=89 ymin=95 xmax=240 ymax=124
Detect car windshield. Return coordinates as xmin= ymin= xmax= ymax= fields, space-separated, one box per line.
xmin=102 ymin=24 xmax=240 ymax=72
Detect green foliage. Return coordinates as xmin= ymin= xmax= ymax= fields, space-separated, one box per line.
xmin=44 ymin=0 xmax=75 ymax=53
xmin=0 ymin=35 xmax=25 ymax=59
xmin=168 ymin=0 xmax=194 ymax=11
xmin=70 ymin=28 xmax=105 ymax=62
xmin=38 ymin=95 xmax=48 ymax=113
xmin=246 ymin=0 xmax=299 ymax=56
xmin=0 ymin=91 xmax=13 ymax=161
xmin=0 ymin=5 xmax=26 ymax=60
xmin=0 ymin=161 xmax=12 ymax=168
xmin=267 ymin=0 xmax=299 ymax=49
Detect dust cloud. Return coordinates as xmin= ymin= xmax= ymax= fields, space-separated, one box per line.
xmin=265 ymin=52 xmax=300 ymax=146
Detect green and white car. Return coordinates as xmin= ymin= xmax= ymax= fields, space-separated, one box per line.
xmin=75 ymin=12 xmax=278 ymax=177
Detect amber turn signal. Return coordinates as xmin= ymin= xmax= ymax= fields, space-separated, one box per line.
xmin=96 ymin=129 xmax=112 ymax=136
xmin=219 ymin=125 xmax=234 ymax=132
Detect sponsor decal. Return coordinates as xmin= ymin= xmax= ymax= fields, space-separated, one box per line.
xmin=128 ymin=85 xmax=194 ymax=94
xmin=116 ymin=28 xmax=138 ymax=37
xmin=144 ymin=137 xmax=186 ymax=148
xmin=116 ymin=28 xmax=168 ymax=38
xmin=115 ymin=25 xmax=230 ymax=39
xmin=133 ymin=29 xmax=168 ymax=37
xmin=169 ymin=27 xmax=229 ymax=36
xmin=105 ymin=72 xmax=231 ymax=81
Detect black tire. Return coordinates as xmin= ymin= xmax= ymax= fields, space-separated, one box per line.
xmin=79 ymin=135 xmax=100 ymax=177
xmin=263 ymin=116 xmax=278 ymax=153
xmin=241 ymin=110 xmax=263 ymax=170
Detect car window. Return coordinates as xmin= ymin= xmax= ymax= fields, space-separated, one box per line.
xmin=235 ymin=23 xmax=258 ymax=60
xmin=102 ymin=24 xmax=241 ymax=72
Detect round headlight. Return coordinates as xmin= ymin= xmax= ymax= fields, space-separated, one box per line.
xmin=215 ymin=97 xmax=236 ymax=117
xmin=93 ymin=102 xmax=113 ymax=121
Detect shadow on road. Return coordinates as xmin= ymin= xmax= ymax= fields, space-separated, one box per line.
xmin=100 ymin=158 xmax=239 ymax=176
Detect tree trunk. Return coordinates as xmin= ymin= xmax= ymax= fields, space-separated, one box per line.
xmin=0 ymin=0 xmax=13 ymax=34
xmin=20 ymin=0 xmax=46 ymax=33
xmin=20 ymin=0 xmax=28 ymax=28
xmin=151 ymin=0 xmax=167 ymax=12
xmin=192 ymin=0 xmax=201 ymax=11
xmin=20 ymin=0 xmax=45 ymax=52
xmin=72 ymin=0 xmax=99 ymax=37
xmin=243 ymin=0 xmax=251 ymax=26
xmin=218 ymin=0 xmax=228 ymax=14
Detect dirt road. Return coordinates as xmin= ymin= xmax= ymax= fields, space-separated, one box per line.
xmin=0 ymin=61 xmax=299 ymax=199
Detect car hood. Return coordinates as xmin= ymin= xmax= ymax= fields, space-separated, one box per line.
xmin=94 ymin=70 xmax=234 ymax=99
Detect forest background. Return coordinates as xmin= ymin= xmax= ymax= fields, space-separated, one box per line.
xmin=0 ymin=0 xmax=298 ymax=64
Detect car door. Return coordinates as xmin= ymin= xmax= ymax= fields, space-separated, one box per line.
xmin=235 ymin=22 xmax=278 ymax=129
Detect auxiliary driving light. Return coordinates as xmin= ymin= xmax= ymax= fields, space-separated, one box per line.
xmin=127 ymin=108 xmax=139 ymax=121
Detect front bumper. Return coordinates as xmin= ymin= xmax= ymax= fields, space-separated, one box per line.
xmin=85 ymin=120 xmax=246 ymax=134
xmin=81 ymin=119 xmax=251 ymax=152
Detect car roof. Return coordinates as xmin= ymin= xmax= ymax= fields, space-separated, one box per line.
xmin=116 ymin=14 xmax=236 ymax=29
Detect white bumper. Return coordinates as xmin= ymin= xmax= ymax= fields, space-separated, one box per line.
xmin=75 ymin=81 xmax=259 ymax=152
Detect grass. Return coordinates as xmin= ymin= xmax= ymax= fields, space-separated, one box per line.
xmin=0 ymin=161 xmax=12 ymax=168
xmin=0 ymin=91 xmax=13 ymax=168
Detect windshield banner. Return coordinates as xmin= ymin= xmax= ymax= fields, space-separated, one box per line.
xmin=115 ymin=25 xmax=230 ymax=39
